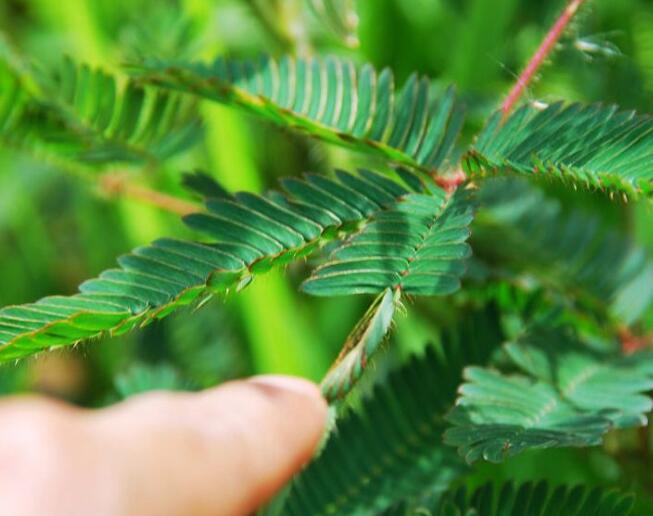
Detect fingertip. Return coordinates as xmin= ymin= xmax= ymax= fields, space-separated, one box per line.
xmin=247 ymin=375 xmax=327 ymax=413
xmin=246 ymin=374 xmax=328 ymax=448
xmin=80 ymin=375 xmax=329 ymax=516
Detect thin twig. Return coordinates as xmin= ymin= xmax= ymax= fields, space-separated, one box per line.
xmin=501 ymin=0 xmax=587 ymax=119
xmin=99 ymin=173 xmax=200 ymax=216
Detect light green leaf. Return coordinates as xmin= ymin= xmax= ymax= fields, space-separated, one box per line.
xmin=320 ymin=287 xmax=398 ymax=401
xmin=130 ymin=55 xmax=463 ymax=173
xmin=445 ymin=366 xmax=612 ymax=463
xmin=505 ymin=329 xmax=653 ymax=428
xmin=0 ymin=169 xmax=412 ymax=361
xmin=464 ymin=102 xmax=653 ymax=200
xmin=302 ymin=187 xmax=475 ymax=297
xmin=0 ymin=55 xmax=201 ymax=166
xmin=445 ymin=327 xmax=653 ymax=463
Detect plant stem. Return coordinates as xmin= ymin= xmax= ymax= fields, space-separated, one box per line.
xmin=620 ymin=327 xmax=653 ymax=354
xmin=99 ymin=173 xmax=199 ymax=216
xmin=501 ymin=0 xmax=587 ymax=119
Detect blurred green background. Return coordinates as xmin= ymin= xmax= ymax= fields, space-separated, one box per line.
xmin=1 ymin=0 xmax=653 ymax=512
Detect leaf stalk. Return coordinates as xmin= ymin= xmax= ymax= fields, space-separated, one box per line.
xmin=501 ymin=0 xmax=588 ymax=119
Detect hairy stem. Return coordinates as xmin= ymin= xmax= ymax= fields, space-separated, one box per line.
xmin=99 ymin=173 xmax=200 ymax=216
xmin=501 ymin=0 xmax=587 ymax=119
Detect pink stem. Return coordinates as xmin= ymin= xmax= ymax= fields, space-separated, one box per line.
xmin=501 ymin=0 xmax=587 ymax=119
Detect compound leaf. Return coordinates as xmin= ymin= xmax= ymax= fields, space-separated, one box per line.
xmin=131 ymin=55 xmax=463 ymax=173
xmin=465 ymin=102 xmax=653 ymax=200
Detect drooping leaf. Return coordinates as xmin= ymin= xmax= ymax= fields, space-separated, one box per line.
xmin=130 ymin=55 xmax=464 ymax=173
xmin=473 ymin=178 xmax=653 ymax=326
xmin=302 ymin=187 xmax=475 ymax=297
xmin=464 ymin=102 xmax=653 ymax=199
xmin=320 ymin=287 xmax=398 ymax=401
xmin=0 ymin=169 xmax=412 ymax=361
xmin=423 ymin=481 xmax=634 ymax=516
xmin=279 ymin=309 xmax=504 ymax=516
xmin=445 ymin=327 xmax=653 ymax=463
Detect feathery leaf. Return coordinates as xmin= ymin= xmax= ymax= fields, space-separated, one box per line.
xmin=0 ymin=55 xmax=201 ymax=166
xmin=445 ymin=326 xmax=653 ymax=463
xmin=302 ymin=187 xmax=475 ymax=297
xmin=464 ymin=102 xmax=653 ymax=200
xmin=0 ymin=169 xmax=412 ymax=361
xmin=131 ymin=55 xmax=463 ymax=173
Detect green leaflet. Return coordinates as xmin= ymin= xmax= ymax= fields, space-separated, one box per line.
xmin=473 ymin=178 xmax=653 ymax=326
xmin=420 ymin=481 xmax=634 ymax=516
xmin=0 ymin=55 xmax=201 ymax=165
xmin=444 ymin=327 xmax=653 ymax=463
xmin=320 ymin=287 xmax=398 ymax=402
xmin=445 ymin=367 xmax=614 ymax=464
xmin=505 ymin=330 xmax=653 ymax=428
xmin=0 ymin=168 xmax=411 ymax=361
xmin=130 ymin=55 xmax=464 ymax=173
xmin=302 ymin=187 xmax=475 ymax=297
xmin=464 ymin=102 xmax=653 ymax=200
xmin=279 ymin=309 xmax=503 ymax=516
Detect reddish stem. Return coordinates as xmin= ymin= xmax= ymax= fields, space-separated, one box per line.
xmin=501 ymin=0 xmax=587 ymax=119
xmin=620 ymin=328 xmax=653 ymax=355
xmin=100 ymin=173 xmax=200 ymax=216
xmin=434 ymin=169 xmax=467 ymax=193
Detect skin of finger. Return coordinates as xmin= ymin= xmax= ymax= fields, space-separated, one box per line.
xmin=0 ymin=397 xmax=126 ymax=516
xmin=0 ymin=378 xmax=326 ymax=516
xmin=83 ymin=376 xmax=327 ymax=516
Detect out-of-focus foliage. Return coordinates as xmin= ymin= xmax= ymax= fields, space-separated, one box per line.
xmin=2 ymin=0 xmax=653 ymax=515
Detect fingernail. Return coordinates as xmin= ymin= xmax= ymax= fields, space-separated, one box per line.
xmin=247 ymin=375 xmax=323 ymax=400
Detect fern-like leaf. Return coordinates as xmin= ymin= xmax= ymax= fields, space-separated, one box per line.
xmin=464 ymin=102 xmax=653 ymax=200
xmin=302 ymin=187 xmax=475 ymax=296
xmin=279 ymin=310 xmax=503 ymax=516
xmin=426 ymin=481 xmax=634 ymax=516
xmin=0 ymin=169 xmax=413 ymax=361
xmin=131 ymin=55 xmax=463 ymax=173
xmin=445 ymin=327 xmax=653 ymax=463
xmin=0 ymin=56 xmax=201 ymax=166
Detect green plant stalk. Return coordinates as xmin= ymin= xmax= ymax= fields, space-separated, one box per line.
xmin=187 ymin=0 xmax=329 ymax=378
xmin=201 ymin=102 xmax=329 ymax=379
